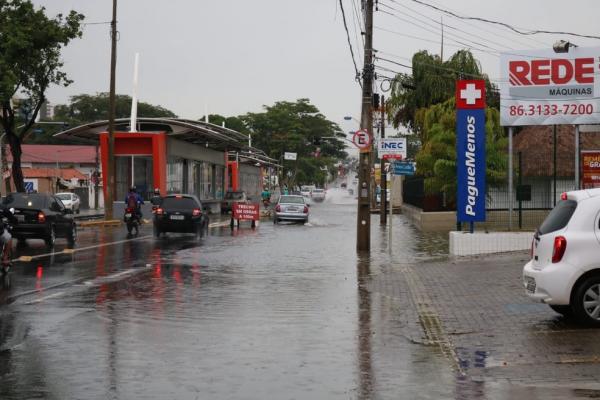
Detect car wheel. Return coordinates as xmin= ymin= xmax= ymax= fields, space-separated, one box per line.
xmin=67 ymin=223 xmax=77 ymax=247
xmin=45 ymin=225 xmax=56 ymax=248
xmin=549 ymin=305 xmax=573 ymax=317
xmin=572 ymin=275 xmax=600 ymax=326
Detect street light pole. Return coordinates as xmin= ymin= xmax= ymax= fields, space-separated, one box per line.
xmin=357 ymin=0 xmax=374 ymax=252
xmin=106 ymin=0 xmax=118 ymax=220
xmin=380 ymin=95 xmax=387 ymax=225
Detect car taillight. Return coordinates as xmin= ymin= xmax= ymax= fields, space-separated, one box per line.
xmin=561 ymin=192 xmax=568 ymax=201
xmin=156 ymin=208 xmax=164 ymax=215
xmin=275 ymin=205 xmax=281 ymax=212
xmin=126 ymin=207 xmax=133 ymax=213
xmin=192 ymin=208 xmax=201 ymax=216
xmin=552 ymin=236 xmax=567 ymax=263
xmin=38 ymin=212 xmax=46 ymax=223
xmin=303 ymin=206 xmax=309 ymax=213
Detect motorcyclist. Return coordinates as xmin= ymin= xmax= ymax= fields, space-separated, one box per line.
xmin=124 ymin=186 xmax=144 ymax=221
xmin=150 ymin=187 xmax=162 ymax=209
xmin=261 ymin=188 xmax=271 ymax=206
xmin=0 ymin=207 xmax=16 ymax=267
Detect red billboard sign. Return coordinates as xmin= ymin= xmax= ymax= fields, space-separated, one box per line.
xmin=232 ymin=203 xmax=260 ymax=221
xmin=582 ymin=151 xmax=600 ymax=189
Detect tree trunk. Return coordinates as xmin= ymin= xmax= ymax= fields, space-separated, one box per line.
xmin=6 ymin=133 xmax=25 ymax=193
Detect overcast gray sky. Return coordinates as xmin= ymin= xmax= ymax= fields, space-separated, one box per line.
xmin=33 ymin=0 xmax=600 ymax=138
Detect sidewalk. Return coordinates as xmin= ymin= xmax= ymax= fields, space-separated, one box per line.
xmin=368 ymin=251 xmax=600 ymax=392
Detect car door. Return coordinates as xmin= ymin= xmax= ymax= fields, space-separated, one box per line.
xmin=50 ymin=197 xmax=70 ymax=234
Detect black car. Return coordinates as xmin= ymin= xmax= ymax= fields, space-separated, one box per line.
xmin=153 ymin=194 xmax=209 ymax=238
xmin=2 ymin=192 xmax=76 ymax=247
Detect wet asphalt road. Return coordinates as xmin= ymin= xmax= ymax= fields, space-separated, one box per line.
xmin=0 ymin=189 xmax=455 ymax=399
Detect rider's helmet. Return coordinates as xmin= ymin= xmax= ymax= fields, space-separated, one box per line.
xmin=130 ymin=186 xmax=137 ymax=193
xmin=153 ymin=187 xmax=160 ymax=195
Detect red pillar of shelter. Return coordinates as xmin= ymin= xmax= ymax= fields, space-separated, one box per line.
xmin=100 ymin=132 xmax=167 ymax=201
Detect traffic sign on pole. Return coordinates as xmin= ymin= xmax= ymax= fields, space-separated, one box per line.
xmin=352 ymin=129 xmax=372 ymax=152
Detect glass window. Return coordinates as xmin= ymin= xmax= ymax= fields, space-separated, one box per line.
xmin=279 ymin=196 xmax=305 ymax=204
xmin=3 ymin=193 xmax=46 ymax=208
xmin=167 ymin=158 xmax=184 ymax=194
xmin=538 ymin=200 xmax=577 ymax=235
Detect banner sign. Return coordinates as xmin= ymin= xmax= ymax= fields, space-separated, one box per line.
xmin=392 ymin=161 xmax=415 ymax=176
xmin=582 ymin=150 xmax=600 ymax=189
xmin=500 ymin=46 xmax=600 ymax=126
xmin=284 ymin=152 xmax=297 ymax=161
xmin=232 ymin=203 xmax=260 ymax=221
xmin=377 ymin=138 xmax=407 ymax=160
xmin=456 ymin=80 xmax=486 ymax=222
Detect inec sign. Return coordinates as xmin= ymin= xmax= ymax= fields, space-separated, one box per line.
xmin=377 ymin=138 xmax=407 ymax=160
xmin=500 ymin=46 xmax=600 ymax=126
xmin=456 ymin=80 xmax=486 ymax=223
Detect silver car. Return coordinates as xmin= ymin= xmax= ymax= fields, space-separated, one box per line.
xmin=274 ymin=195 xmax=309 ymax=224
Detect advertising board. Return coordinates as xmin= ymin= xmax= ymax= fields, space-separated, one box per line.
xmin=232 ymin=203 xmax=260 ymax=221
xmin=582 ymin=150 xmax=600 ymax=189
xmin=377 ymin=138 xmax=407 ymax=160
xmin=500 ymin=47 xmax=600 ymax=126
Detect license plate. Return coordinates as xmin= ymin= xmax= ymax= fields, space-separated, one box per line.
xmin=287 ymin=207 xmax=298 ymax=212
xmin=170 ymin=215 xmax=184 ymax=220
xmin=124 ymin=213 xmax=132 ymax=218
xmin=524 ymin=276 xmax=536 ymax=293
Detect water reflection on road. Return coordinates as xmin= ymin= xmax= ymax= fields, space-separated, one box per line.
xmin=0 ymin=188 xmax=455 ymax=399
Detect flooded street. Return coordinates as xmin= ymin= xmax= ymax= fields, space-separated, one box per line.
xmin=0 ymin=189 xmax=599 ymax=399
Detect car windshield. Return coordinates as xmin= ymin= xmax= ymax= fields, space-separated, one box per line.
xmin=56 ymin=194 xmax=71 ymax=200
xmin=225 ymin=192 xmax=244 ymax=200
xmin=2 ymin=194 xmax=46 ymax=209
xmin=538 ymin=199 xmax=577 ymax=235
xmin=313 ymin=189 xmax=324 ymax=193
xmin=279 ymin=196 xmax=304 ymax=204
xmin=161 ymin=197 xmax=198 ymax=209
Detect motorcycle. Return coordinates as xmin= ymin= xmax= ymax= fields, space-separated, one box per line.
xmin=124 ymin=207 xmax=140 ymax=235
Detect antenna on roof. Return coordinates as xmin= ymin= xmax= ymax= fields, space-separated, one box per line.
xmin=129 ymin=53 xmax=140 ymax=133
xmin=204 ymin=101 xmax=209 ymax=123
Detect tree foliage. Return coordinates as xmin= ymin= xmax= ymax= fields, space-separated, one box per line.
xmin=0 ymin=0 xmax=84 ymax=191
xmin=415 ymin=98 xmax=507 ymax=198
xmin=387 ymin=50 xmax=499 ymax=137
xmin=242 ymin=99 xmax=347 ymax=186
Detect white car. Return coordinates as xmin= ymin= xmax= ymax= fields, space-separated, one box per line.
xmin=56 ymin=192 xmax=81 ymax=214
xmin=311 ymin=188 xmax=326 ymax=202
xmin=523 ymin=188 xmax=600 ymax=325
xmin=300 ymin=186 xmax=313 ymax=197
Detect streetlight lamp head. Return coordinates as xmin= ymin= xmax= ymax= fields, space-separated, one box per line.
xmin=343 ymin=116 xmax=352 ymax=121
xmin=553 ymin=40 xmax=577 ymax=53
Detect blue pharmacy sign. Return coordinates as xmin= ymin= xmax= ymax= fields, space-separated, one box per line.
xmin=456 ymin=80 xmax=486 ymax=223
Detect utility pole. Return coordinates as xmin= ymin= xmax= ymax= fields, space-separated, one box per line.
xmin=106 ymin=0 xmax=117 ymax=220
xmin=380 ymin=95 xmax=386 ymax=225
xmin=357 ymin=0 xmax=374 ymax=252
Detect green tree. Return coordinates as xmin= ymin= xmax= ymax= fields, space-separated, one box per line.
xmin=0 ymin=1 xmax=84 ymax=191
xmin=242 ymin=99 xmax=347 ymax=186
xmin=53 ymin=93 xmax=176 ymax=124
xmin=415 ymin=98 xmax=507 ymax=199
xmin=387 ymin=50 xmax=499 ymax=137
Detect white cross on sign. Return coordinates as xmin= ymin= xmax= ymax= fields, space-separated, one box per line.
xmin=460 ymin=83 xmax=482 ymax=105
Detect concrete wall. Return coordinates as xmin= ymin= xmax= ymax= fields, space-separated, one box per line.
xmin=167 ymin=137 xmax=225 ymax=166
xmin=449 ymin=231 xmax=533 ymax=256
xmin=401 ymin=203 xmax=456 ymax=231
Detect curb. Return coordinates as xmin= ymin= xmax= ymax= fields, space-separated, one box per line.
xmin=78 ymin=219 xmax=121 ymax=227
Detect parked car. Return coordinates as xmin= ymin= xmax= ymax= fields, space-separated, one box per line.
xmin=55 ymin=192 xmax=81 ymax=214
xmin=2 ymin=192 xmax=76 ymax=247
xmin=221 ymin=191 xmax=247 ymax=214
xmin=523 ymin=189 xmax=600 ymax=325
xmin=311 ymin=188 xmax=326 ymax=202
xmin=153 ymin=194 xmax=209 ymax=238
xmin=274 ymin=195 xmax=309 ymax=224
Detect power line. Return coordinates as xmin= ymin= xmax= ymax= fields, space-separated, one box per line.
xmin=407 ymin=0 xmax=600 ymax=40
xmin=339 ymin=0 xmax=362 ymax=86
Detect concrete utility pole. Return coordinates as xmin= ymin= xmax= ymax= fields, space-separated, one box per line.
xmin=106 ymin=0 xmax=117 ymax=220
xmin=357 ymin=0 xmax=374 ymax=252
xmin=380 ymin=95 xmax=387 ymax=225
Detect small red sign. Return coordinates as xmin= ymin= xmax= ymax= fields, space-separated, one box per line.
xmin=382 ymin=154 xmax=403 ymax=160
xmin=582 ymin=151 xmax=600 ymax=189
xmin=233 ymin=203 xmax=260 ymax=221
xmin=456 ymin=80 xmax=486 ymax=109
xmin=352 ymin=129 xmax=371 ymax=151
